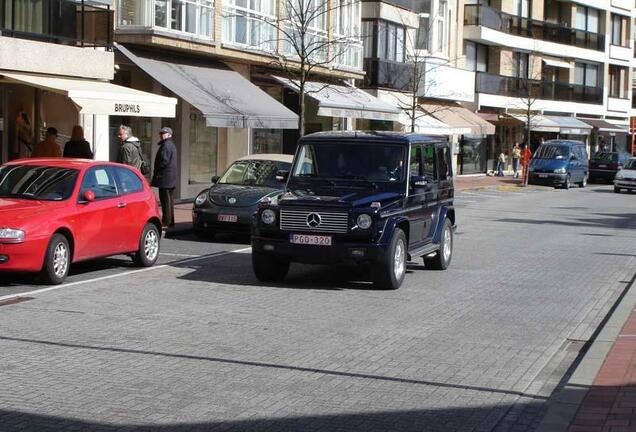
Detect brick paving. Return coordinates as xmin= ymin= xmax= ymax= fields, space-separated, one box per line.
xmin=568 ymin=307 xmax=636 ymax=432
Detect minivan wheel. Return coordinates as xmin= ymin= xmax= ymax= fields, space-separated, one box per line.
xmin=372 ymin=228 xmax=407 ymax=290
xmin=424 ymin=218 xmax=453 ymax=270
xmin=562 ymin=175 xmax=571 ymax=189
xmin=133 ymin=223 xmax=160 ymax=267
xmin=252 ymin=252 xmax=290 ymax=282
xmin=579 ymin=175 xmax=587 ymax=188
xmin=40 ymin=233 xmax=70 ymax=285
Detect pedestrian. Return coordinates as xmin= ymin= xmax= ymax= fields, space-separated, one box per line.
xmin=63 ymin=125 xmax=94 ymax=159
xmin=117 ymin=125 xmax=143 ymax=171
xmin=151 ymin=127 xmax=177 ymax=229
xmin=497 ymin=151 xmax=507 ymax=176
xmin=32 ymin=127 xmax=62 ymax=157
xmin=512 ymin=142 xmax=521 ymax=178
xmin=12 ymin=111 xmax=33 ymax=160
xmin=521 ymin=143 xmax=533 ymax=185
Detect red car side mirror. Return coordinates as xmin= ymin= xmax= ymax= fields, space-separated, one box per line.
xmin=83 ymin=190 xmax=95 ymax=202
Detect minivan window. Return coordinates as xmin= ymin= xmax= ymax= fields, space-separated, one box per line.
xmin=534 ymin=145 xmax=570 ymax=160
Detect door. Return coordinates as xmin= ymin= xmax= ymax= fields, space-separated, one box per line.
xmin=405 ymin=143 xmax=438 ymax=248
xmin=112 ymin=166 xmax=149 ymax=253
xmin=73 ymin=166 xmax=126 ymax=259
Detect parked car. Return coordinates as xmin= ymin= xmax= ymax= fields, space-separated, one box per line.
xmin=589 ymin=152 xmax=631 ymax=183
xmin=251 ymin=132 xmax=456 ymax=290
xmin=614 ymin=157 xmax=636 ymax=193
xmin=527 ymin=140 xmax=589 ymax=189
xmin=0 ymin=159 xmax=162 ymax=284
xmin=192 ymin=154 xmax=293 ymax=238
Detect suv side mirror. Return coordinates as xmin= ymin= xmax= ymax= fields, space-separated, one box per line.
xmin=411 ymin=175 xmax=429 ymax=188
xmin=276 ymin=170 xmax=289 ymax=183
xmin=211 ymin=175 xmax=220 ymax=184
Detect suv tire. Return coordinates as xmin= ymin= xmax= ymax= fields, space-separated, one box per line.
xmin=424 ymin=218 xmax=453 ymax=270
xmin=40 ymin=233 xmax=71 ymax=285
xmin=372 ymin=228 xmax=407 ymax=290
xmin=614 ymin=186 xmax=621 ymax=193
xmin=253 ymin=252 xmax=290 ymax=282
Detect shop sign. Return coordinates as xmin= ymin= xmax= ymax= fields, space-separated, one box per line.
xmin=114 ymin=103 xmax=142 ymax=114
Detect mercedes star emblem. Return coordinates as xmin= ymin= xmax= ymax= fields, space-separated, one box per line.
xmin=228 ymin=197 xmax=237 ymax=204
xmin=306 ymin=213 xmax=321 ymax=228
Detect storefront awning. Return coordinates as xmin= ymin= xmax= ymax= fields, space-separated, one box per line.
xmin=578 ymin=118 xmax=628 ymax=133
xmin=542 ymin=58 xmax=573 ymax=69
xmin=273 ymin=76 xmax=400 ymax=122
xmin=0 ymin=71 xmax=177 ymax=117
xmin=509 ymin=114 xmax=592 ymax=135
xmin=420 ymin=102 xmax=495 ymax=135
xmin=398 ymin=110 xmax=466 ymax=135
xmin=117 ymin=44 xmax=298 ymax=129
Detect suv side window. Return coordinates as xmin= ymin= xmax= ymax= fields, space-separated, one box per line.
xmin=114 ymin=166 xmax=144 ymax=195
xmin=410 ymin=144 xmax=422 ymax=176
xmin=79 ymin=166 xmax=118 ymax=200
xmin=436 ymin=146 xmax=451 ymax=180
xmin=422 ymin=144 xmax=436 ymax=179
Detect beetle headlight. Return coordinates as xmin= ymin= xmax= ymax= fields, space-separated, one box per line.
xmin=261 ymin=209 xmax=276 ymax=225
xmin=0 ymin=228 xmax=25 ymax=243
xmin=356 ymin=214 xmax=372 ymax=230
xmin=194 ymin=192 xmax=208 ymax=206
xmin=554 ymin=167 xmax=566 ymax=174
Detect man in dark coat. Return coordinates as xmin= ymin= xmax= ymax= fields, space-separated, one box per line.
xmin=151 ymin=127 xmax=178 ymax=228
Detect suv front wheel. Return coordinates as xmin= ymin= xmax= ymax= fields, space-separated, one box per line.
xmin=424 ymin=218 xmax=453 ymax=270
xmin=253 ymin=252 xmax=290 ymax=282
xmin=372 ymin=228 xmax=407 ymax=290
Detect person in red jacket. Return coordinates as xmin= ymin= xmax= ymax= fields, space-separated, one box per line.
xmin=520 ymin=143 xmax=532 ymax=185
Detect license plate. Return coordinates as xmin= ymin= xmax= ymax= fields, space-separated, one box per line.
xmin=290 ymin=234 xmax=332 ymax=246
xmin=217 ymin=214 xmax=238 ymax=223
xmin=598 ymin=164 xmax=607 ymax=168
xmin=538 ymin=174 xmax=548 ymax=178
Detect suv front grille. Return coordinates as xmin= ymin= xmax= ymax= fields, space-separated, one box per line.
xmin=280 ymin=209 xmax=349 ymax=233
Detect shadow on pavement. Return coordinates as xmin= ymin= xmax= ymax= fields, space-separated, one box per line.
xmin=494 ymin=212 xmax=636 ymax=230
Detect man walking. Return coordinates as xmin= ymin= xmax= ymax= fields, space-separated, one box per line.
xmin=151 ymin=127 xmax=177 ymax=229
xmin=117 ymin=125 xmax=143 ymax=170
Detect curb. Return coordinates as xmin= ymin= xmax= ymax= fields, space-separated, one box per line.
xmin=537 ymin=271 xmax=636 ymax=431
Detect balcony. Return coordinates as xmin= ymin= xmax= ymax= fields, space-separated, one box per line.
xmin=368 ymin=0 xmax=422 ymax=13
xmin=0 ymin=0 xmax=113 ymax=48
xmin=464 ymin=4 xmax=604 ymax=52
xmin=362 ymin=57 xmax=412 ymax=90
xmin=476 ymin=72 xmax=603 ymax=105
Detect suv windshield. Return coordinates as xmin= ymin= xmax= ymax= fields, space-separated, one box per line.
xmin=592 ymin=153 xmax=618 ymax=162
xmin=624 ymin=159 xmax=636 ymax=170
xmin=534 ymin=144 xmax=570 ymax=160
xmin=292 ymin=143 xmax=405 ymax=182
xmin=0 ymin=165 xmax=78 ymax=201
xmin=218 ymin=160 xmax=290 ymax=188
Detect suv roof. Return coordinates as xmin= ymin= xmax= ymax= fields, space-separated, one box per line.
xmin=301 ymin=131 xmax=448 ymax=145
xmin=543 ymin=139 xmax=586 ymax=146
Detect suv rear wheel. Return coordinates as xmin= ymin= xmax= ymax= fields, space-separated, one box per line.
xmin=424 ymin=218 xmax=453 ymax=270
xmin=253 ymin=252 xmax=290 ymax=282
xmin=372 ymin=228 xmax=406 ymax=290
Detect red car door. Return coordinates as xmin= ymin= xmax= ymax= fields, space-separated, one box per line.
xmin=112 ymin=166 xmax=150 ymax=253
xmin=73 ymin=166 xmax=127 ymax=260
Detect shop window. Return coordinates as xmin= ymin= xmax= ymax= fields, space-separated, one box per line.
xmin=189 ymin=111 xmax=217 ymax=184
xmin=252 ymin=129 xmax=282 ymax=154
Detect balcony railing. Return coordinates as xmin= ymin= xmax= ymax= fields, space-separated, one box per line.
xmin=476 ymin=72 xmax=603 ymax=104
xmin=362 ymin=0 xmax=421 ymax=13
xmin=362 ymin=58 xmax=412 ymax=90
xmin=0 ymin=0 xmax=113 ymax=48
xmin=465 ymin=4 xmax=604 ymax=52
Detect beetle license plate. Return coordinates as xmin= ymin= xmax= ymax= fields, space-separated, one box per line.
xmin=290 ymin=234 xmax=332 ymax=246
xmin=218 ymin=214 xmax=238 ymax=223
xmin=598 ymin=164 xmax=607 ymax=168
xmin=538 ymin=174 xmax=548 ymax=178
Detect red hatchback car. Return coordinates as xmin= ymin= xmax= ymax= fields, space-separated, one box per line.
xmin=0 ymin=158 xmax=162 ymax=284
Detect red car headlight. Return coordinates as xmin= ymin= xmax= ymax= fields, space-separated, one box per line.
xmin=0 ymin=228 xmax=25 ymax=243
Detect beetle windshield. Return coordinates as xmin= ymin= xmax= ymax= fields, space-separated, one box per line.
xmin=292 ymin=143 xmax=406 ymax=182
xmin=534 ymin=145 xmax=571 ymax=160
xmin=592 ymin=153 xmax=618 ymax=162
xmin=218 ymin=160 xmax=291 ymax=187
xmin=0 ymin=165 xmax=78 ymax=201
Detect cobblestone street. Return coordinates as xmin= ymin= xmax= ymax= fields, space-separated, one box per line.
xmin=0 ymin=184 xmax=634 ymax=432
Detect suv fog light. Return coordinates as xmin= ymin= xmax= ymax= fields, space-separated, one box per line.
xmin=264 ymin=244 xmax=275 ymax=251
xmin=261 ymin=209 xmax=276 ymax=224
xmin=350 ymin=248 xmax=366 ymax=257
xmin=356 ymin=214 xmax=372 ymax=229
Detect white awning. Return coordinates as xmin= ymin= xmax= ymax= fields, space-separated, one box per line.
xmin=398 ymin=110 xmax=467 ymax=135
xmin=273 ymin=76 xmax=400 ymax=122
xmin=0 ymin=71 xmax=176 ymax=117
xmin=542 ymin=58 xmax=573 ymax=69
xmin=510 ymin=114 xmax=592 ymax=135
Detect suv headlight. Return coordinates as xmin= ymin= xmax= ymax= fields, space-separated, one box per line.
xmin=0 ymin=228 xmax=25 ymax=243
xmin=261 ymin=209 xmax=276 ymax=225
xmin=356 ymin=214 xmax=372 ymax=230
xmin=554 ymin=168 xmax=566 ymax=174
xmin=615 ymin=172 xmax=624 ymax=179
xmin=194 ymin=192 xmax=208 ymax=206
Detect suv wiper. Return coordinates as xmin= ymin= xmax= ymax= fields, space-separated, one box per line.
xmin=331 ymin=175 xmax=379 ymax=190
xmin=293 ymin=174 xmax=336 ymax=186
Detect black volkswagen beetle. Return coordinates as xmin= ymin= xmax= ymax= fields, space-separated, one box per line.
xmin=192 ymin=154 xmax=293 ymax=238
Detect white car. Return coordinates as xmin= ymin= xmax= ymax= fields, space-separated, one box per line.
xmin=614 ymin=157 xmax=636 ymax=193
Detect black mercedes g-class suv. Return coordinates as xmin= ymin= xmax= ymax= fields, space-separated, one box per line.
xmin=251 ymin=132 xmax=456 ymax=290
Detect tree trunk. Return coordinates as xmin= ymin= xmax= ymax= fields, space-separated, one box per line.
xmin=298 ymin=62 xmax=306 ymax=137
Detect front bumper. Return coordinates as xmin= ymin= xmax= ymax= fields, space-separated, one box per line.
xmin=589 ymin=169 xmax=618 ymax=180
xmin=528 ymin=172 xmax=567 ymax=185
xmin=252 ymin=234 xmax=387 ymax=265
xmin=192 ymin=207 xmax=253 ymax=233
xmin=614 ymin=178 xmax=636 ymax=190
xmin=0 ymin=238 xmax=49 ymax=272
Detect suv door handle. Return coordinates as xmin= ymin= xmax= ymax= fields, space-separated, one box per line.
xmin=117 ymin=202 xmax=127 ymax=208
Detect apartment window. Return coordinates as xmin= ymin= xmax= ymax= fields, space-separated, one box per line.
xmin=223 ymin=0 xmax=276 ymax=50
xmin=611 ymin=13 xmax=629 ymax=47
xmin=362 ymin=20 xmax=373 ymax=58
xmin=609 ymin=65 xmax=628 ymax=98
xmin=512 ymin=0 xmax=531 ymax=18
xmin=574 ymin=62 xmax=599 ymax=87
xmin=153 ymin=0 xmax=214 ymax=37
xmin=364 ymin=19 xmax=406 ymax=62
xmin=433 ymin=0 xmax=449 ymax=55
xmin=512 ymin=52 xmax=529 ymax=79
xmin=417 ymin=16 xmax=429 ymax=50
xmin=465 ymin=42 xmax=488 ymax=72
xmin=575 ymin=6 xmax=599 ymax=33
